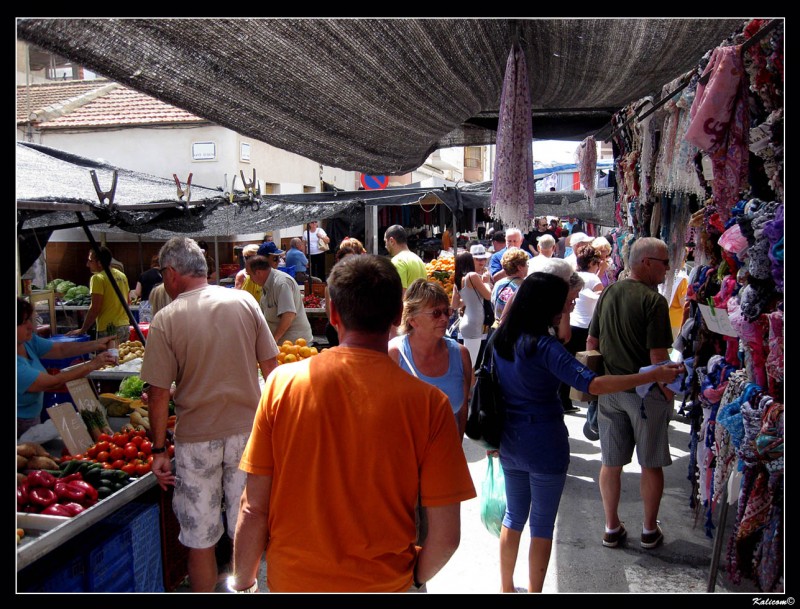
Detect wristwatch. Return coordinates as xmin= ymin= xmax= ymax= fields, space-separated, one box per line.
xmin=226 ymin=576 xmax=258 ymax=593
xmin=150 ymin=445 xmax=167 ymax=454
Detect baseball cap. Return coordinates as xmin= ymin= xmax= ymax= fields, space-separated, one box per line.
xmin=469 ymin=244 xmax=490 ymax=259
xmin=567 ymin=232 xmax=593 ymax=247
xmin=257 ymin=241 xmax=285 ymax=256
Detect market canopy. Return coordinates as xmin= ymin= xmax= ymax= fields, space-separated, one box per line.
xmin=17 ymin=141 xmax=615 ymax=240
xmin=16 ymin=18 xmax=746 ymax=175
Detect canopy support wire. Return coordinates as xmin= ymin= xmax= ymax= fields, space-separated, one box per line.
xmin=75 ymin=212 xmax=146 ymax=345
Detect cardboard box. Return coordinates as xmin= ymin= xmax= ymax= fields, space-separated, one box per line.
xmin=570 ymin=350 xmax=603 ymax=402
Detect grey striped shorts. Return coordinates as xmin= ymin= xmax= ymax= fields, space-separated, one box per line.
xmin=597 ymin=388 xmax=673 ymax=468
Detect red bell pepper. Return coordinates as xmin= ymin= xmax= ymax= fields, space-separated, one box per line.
xmin=67 ymin=480 xmax=98 ymax=505
xmin=53 ymin=481 xmax=86 ymax=503
xmin=17 ymin=481 xmax=30 ymax=508
xmin=59 ymin=502 xmax=86 ymax=517
xmin=27 ymin=470 xmax=57 ymax=489
xmin=28 ymin=487 xmax=57 ymax=508
xmin=60 ymin=472 xmax=84 ymax=483
xmin=41 ymin=503 xmax=73 ymax=517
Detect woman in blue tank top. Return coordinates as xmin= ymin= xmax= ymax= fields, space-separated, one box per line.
xmin=388 ymin=279 xmax=473 ymax=438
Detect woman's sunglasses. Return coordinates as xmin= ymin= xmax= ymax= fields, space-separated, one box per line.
xmin=420 ymin=307 xmax=453 ymax=319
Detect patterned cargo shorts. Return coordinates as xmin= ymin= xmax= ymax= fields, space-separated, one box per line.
xmin=172 ymin=432 xmax=249 ymax=549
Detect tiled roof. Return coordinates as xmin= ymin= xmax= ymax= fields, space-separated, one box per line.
xmin=16 ymin=79 xmax=111 ymax=123
xmin=17 ymin=79 xmax=206 ymax=128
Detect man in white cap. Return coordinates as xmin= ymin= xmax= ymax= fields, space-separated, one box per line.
xmin=564 ymin=232 xmax=594 ymax=271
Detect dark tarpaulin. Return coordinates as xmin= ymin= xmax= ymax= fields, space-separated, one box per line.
xmin=17 ymin=143 xmax=616 ymax=270
xmin=16 ymin=18 xmax=747 ymax=175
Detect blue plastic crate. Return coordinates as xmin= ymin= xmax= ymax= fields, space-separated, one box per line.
xmin=40 ymin=334 xmax=91 ymax=371
xmin=86 ymin=525 xmax=136 ymax=592
xmin=104 ymin=502 xmax=164 ymax=592
xmin=18 ymin=551 xmax=85 ymax=592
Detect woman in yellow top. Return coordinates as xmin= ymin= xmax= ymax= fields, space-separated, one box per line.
xmin=67 ymin=246 xmax=130 ymax=342
xmin=234 ymin=244 xmax=262 ymax=303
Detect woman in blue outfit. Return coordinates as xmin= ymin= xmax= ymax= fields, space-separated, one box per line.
xmin=17 ymin=297 xmax=117 ymax=438
xmin=492 ymin=273 xmax=683 ymax=592
xmin=389 ymin=279 xmax=473 ymax=438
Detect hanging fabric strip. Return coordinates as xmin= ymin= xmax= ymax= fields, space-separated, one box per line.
xmin=490 ymin=42 xmax=535 ymax=228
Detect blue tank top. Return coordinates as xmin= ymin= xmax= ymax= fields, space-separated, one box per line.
xmin=399 ymin=336 xmax=465 ymax=415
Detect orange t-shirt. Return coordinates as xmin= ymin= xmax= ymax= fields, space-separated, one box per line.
xmin=240 ymin=346 xmax=476 ymax=592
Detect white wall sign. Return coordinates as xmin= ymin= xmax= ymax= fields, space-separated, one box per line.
xmin=192 ymin=141 xmax=216 ymax=161
xmin=240 ymin=142 xmax=251 ymax=162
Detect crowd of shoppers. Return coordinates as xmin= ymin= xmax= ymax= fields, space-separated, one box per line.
xmin=18 ymin=221 xmax=694 ymax=594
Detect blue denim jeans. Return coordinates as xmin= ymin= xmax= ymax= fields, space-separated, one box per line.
xmin=501 ymin=467 xmax=566 ymax=539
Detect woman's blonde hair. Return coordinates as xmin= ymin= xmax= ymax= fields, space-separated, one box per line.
xmin=398 ymin=279 xmax=449 ymax=335
xmin=339 ymin=237 xmax=366 ymax=254
xmin=501 ymin=247 xmax=529 ymax=275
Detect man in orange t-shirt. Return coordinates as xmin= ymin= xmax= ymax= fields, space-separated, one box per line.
xmin=230 ymin=255 xmax=476 ymax=593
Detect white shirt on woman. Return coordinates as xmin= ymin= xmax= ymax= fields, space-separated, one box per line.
xmin=570 ymin=272 xmax=602 ymax=329
xmin=309 ymin=228 xmax=328 ymax=255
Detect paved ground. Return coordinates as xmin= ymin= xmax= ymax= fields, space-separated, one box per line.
xmin=181 ymin=401 xmax=770 ymax=598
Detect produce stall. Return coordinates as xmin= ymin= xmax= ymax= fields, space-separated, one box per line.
xmin=16 ymin=364 xmax=183 ymax=592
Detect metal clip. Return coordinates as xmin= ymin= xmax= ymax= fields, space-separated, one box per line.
xmin=89 ymin=170 xmax=118 ymax=209
xmin=240 ymin=169 xmax=257 ymax=200
xmin=173 ymin=173 xmax=193 ymax=205
xmin=223 ymin=173 xmax=239 ymax=204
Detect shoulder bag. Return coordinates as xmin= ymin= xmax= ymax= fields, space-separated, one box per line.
xmin=465 ymin=332 xmax=504 ymax=449
xmin=470 ymin=274 xmax=495 ymax=327
xmin=316 ymin=230 xmax=330 ymax=252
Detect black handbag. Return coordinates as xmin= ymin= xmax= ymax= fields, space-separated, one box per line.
xmin=482 ymin=296 xmax=495 ymax=327
xmin=465 ymin=333 xmax=504 ymax=449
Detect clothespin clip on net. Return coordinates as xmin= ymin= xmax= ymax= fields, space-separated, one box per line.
xmin=90 ymin=169 xmax=118 ymax=210
xmin=240 ymin=168 xmax=257 ymax=201
xmin=173 ymin=173 xmax=193 ymax=210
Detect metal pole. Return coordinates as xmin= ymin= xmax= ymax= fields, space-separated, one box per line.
xmin=76 ymin=213 xmax=145 ymax=344
xmin=706 ymin=478 xmax=730 ymax=592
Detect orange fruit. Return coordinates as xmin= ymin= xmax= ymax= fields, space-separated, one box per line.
xmin=295 ymin=338 xmax=307 ymax=347
xmin=277 ymin=352 xmax=286 ymax=363
xmin=308 ymin=347 xmax=318 ymax=356
xmin=284 ymin=354 xmax=297 ymax=363
xmin=299 ymin=346 xmax=311 ymax=358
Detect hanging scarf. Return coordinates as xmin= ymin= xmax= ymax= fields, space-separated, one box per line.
xmin=576 ymin=135 xmax=597 ymax=202
xmin=685 ymin=44 xmax=750 ymax=223
xmin=490 ymin=43 xmax=535 ymax=228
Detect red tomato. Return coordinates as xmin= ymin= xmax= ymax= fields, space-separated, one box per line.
xmin=130 ymin=435 xmax=144 ymax=447
xmin=86 ymin=446 xmax=99 ymax=459
xmin=103 ymin=462 xmax=115 ymax=470
xmin=97 ymin=433 xmax=113 ymax=443
xmin=135 ymin=461 xmax=151 ymax=476
xmin=110 ymin=459 xmax=126 ymax=470
xmin=109 ymin=447 xmax=125 ymax=461
xmin=121 ymin=463 xmax=137 ymax=476
xmin=167 ymin=445 xmax=175 ymax=458
xmin=140 ymin=441 xmax=152 ymax=455
xmin=124 ymin=443 xmax=139 ymax=460
xmin=113 ymin=433 xmax=130 ymax=447
xmin=96 ymin=441 xmax=111 ymax=453
xmin=96 ymin=451 xmax=110 ymax=463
